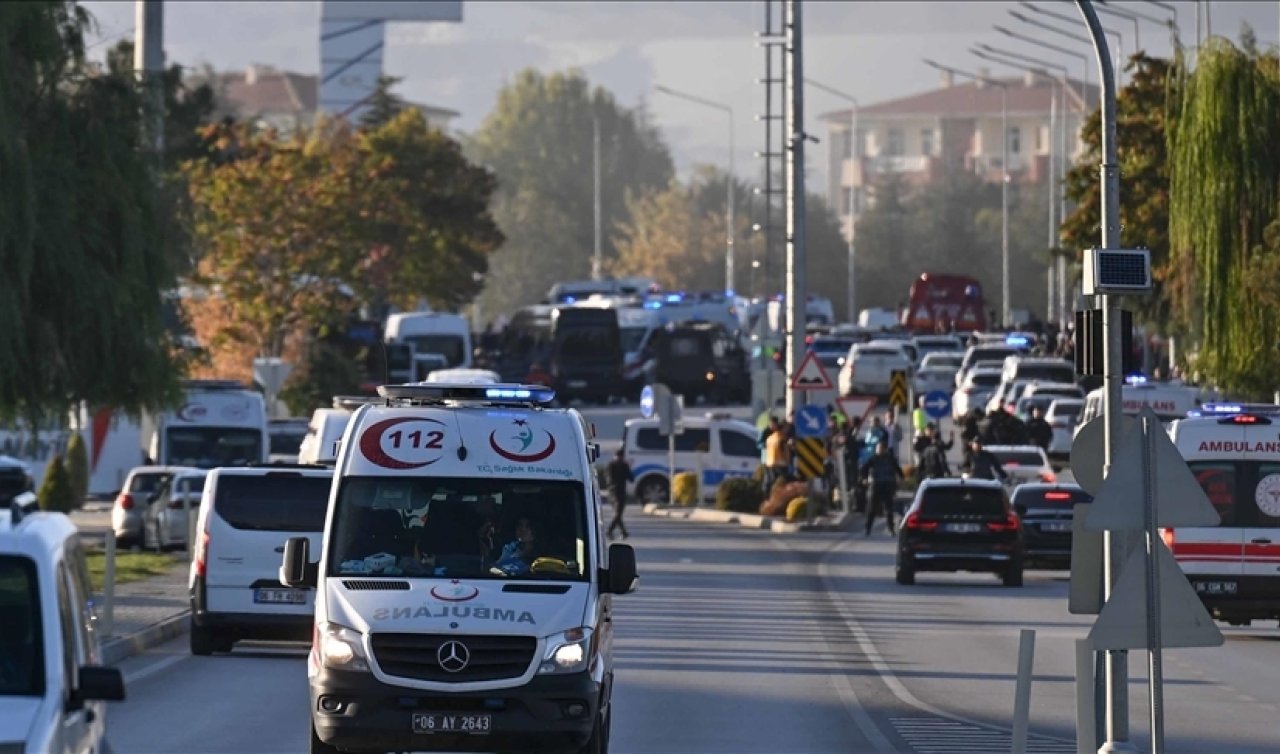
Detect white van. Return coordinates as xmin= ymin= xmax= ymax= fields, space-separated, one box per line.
xmin=0 ymin=500 xmax=126 ymax=753
xmin=280 ymin=383 xmax=637 ymax=754
xmin=1076 ymin=380 xmax=1214 ymax=436
xmin=189 ymin=467 xmax=333 ymax=654
xmin=622 ymin=414 xmax=761 ymax=504
xmin=385 ymin=311 xmax=473 ymax=371
xmin=298 ymin=404 xmax=361 ymax=466
xmin=142 ymin=380 xmax=269 ymax=468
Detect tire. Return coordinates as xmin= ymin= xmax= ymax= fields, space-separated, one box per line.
xmin=577 ymin=705 xmax=610 ymax=754
xmin=310 ymin=723 xmax=342 ymax=754
xmin=1003 ymin=563 xmax=1024 ymax=587
xmin=190 ymin=621 xmax=216 ymax=656
xmin=635 ymin=476 xmax=670 ymax=505
xmin=895 ymin=560 xmax=915 ymax=586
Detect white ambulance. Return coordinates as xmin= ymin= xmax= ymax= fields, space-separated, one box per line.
xmin=280 ymin=383 xmax=637 ymax=754
xmin=1076 ymin=379 xmax=1215 ymax=436
xmin=1165 ymin=402 xmax=1280 ymax=626
xmin=142 ymin=380 xmax=269 ymax=468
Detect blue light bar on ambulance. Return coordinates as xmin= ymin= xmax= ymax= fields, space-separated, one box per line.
xmin=665 ymin=294 xmax=683 ymax=303
xmin=377 ymin=383 xmax=556 ymax=405
xmin=1124 ymin=374 xmax=1148 ymax=385
xmin=643 ymin=300 xmax=663 ymax=310
xmin=1197 ymin=402 xmax=1280 ymax=417
xmin=1005 ymin=335 xmax=1029 ymax=347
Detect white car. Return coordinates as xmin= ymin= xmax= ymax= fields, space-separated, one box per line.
xmin=1022 ymin=381 xmax=1085 ymax=403
xmin=953 ymin=365 xmax=1004 ymax=420
xmin=624 ymin=413 xmax=761 ymax=503
xmin=1 ymin=500 xmax=125 ymax=753
xmin=914 ymin=366 xmax=956 ymax=397
xmin=987 ymin=379 xmax=1035 ymax=414
xmin=141 ymin=468 xmax=209 ymax=550
xmin=1045 ymin=398 xmax=1083 ymax=459
xmin=839 ymin=340 xmax=914 ymax=396
xmin=911 ymin=334 xmax=965 ymax=360
xmin=111 ymin=464 xmax=198 ymax=548
xmin=985 ymin=445 xmax=1057 ymax=486
xmin=189 ymin=466 xmax=334 ymax=654
xmin=920 ymin=351 xmax=963 ymax=372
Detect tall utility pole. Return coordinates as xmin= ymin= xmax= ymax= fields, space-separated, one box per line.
xmin=1077 ymin=3 xmax=1136 ymax=753
xmin=805 ymin=78 xmax=859 ymax=323
xmin=135 ymin=0 xmax=165 ymax=158
xmin=592 ymin=115 xmax=603 ymax=281
xmin=783 ymin=0 xmax=806 ymax=418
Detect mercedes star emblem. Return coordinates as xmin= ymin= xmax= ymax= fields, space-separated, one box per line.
xmin=437 ymin=640 xmax=470 ymax=673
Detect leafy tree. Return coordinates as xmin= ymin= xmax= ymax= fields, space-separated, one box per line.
xmin=1168 ymin=39 xmax=1280 ymax=396
xmin=38 ymin=455 xmax=75 ymax=514
xmin=279 ymin=341 xmax=364 ymax=417
xmin=64 ymin=432 xmax=89 ymax=506
xmin=468 ymin=69 xmax=674 ymax=317
xmin=1061 ymin=53 xmax=1176 ymax=328
xmin=359 ymin=75 xmax=405 ymax=130
xmin=105 ymin=39 xmax=217 ymax=167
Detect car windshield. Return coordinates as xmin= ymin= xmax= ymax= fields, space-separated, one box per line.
xmin=812 ymin=339 xmax=853 ymax=354
xmin=619 ymin=327 xmax=647 ymax=353
xmin=923 ymin=354 xmax=962 ymax=368
xmin=1018 ymin=365 xmax=1074 ymax=382
xmin=858 ymin=348 xmax=898 ymax=358
xmin=165 ymin=427 xmax=263 ymax=468
xmin=0 ymin=555 xmax=43 ymax=696
xmin=920 ymin=487 xmax=1006 ymax=516
xmin=1052 ymin=403 xmax=1082 ymax=420
xmin=1014 ymin=487 xmax=1093 ymax=509
xmin=270 ymin=431 xmax=305 ymax=456
xmin=328 ymin=476 xmax=589 ymax=581
xmin=969 ymin=372 xmax=1002 ymax=387
xmin=993 ymin=450 xmax=1046 ymax=467
xmin=129 ymin=472 xmax=171 ymax=495
xmin=403 ymin=334 xmax=466 ymax=368
xmin=214 ymin=474 xmax=332 ymax=532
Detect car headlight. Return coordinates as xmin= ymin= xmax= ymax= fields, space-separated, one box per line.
xmin=317 ymin=622 xmax=369 ymax=672
xmin=539 ymin=627 xmax=594 ymax=675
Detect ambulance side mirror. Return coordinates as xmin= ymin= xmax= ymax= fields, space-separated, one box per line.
xmin=603 ymin=543 xmax=638 ymax=595
xmin=280 ymin=537 xmax=317 ymax=588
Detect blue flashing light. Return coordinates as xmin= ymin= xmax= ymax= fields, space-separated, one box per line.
xmin=1124 ymin=374 xmax=1148 ymax=385
xmin=666 ymin=294 xmax=683 ymax=303
xmin=486 ymin=388 xmax=533 ymax=400
xmin=725 ymin=289 xmax=735 ymax=297
xmin=1005 ymin=335 xmax=1029 ymax=347
xmin=564 ymin=296 xmax=577 ymax=304
xmin=1201 ymin=403 xmax=1242 ymax=414
xmin=643 ymin=301 xmax=663 ymax=310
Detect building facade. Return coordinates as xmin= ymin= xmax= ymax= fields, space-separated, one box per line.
xmin=819 ymin=70 xmax=1095 ymax=240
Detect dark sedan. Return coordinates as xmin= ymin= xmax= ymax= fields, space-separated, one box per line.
xmin=1010 ymin=483 xmax=1093 ymax=569
xmin=896 ymin=478 xmax=1024 ymax=587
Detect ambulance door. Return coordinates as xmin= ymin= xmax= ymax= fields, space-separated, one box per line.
xmin=1242 ymin=459 xmax=1280 ymax=589
xmin=1178 ymin=459 xmax=1246 ymax=595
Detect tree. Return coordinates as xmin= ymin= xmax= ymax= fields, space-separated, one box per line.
xmin=359 ymin=75 xmax=405 ymax=130
xmin=37 ymin=455 xmax=75 ymax=514
xmin=64 ymin=432 xmax=89 ymax=506
xmin=1061 ymin=53 xmax=1176 ymax=328
xmin=468 ymin=69 xmax=674 ymax=317
xmin=1168 ymin=39 xmax=1280 ymax=396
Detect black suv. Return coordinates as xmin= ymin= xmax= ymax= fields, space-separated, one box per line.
xmin=897 ymin=478 xmax=1025 ymax=587
xmin=1010 ymin=483 xmax=1093 ymax=569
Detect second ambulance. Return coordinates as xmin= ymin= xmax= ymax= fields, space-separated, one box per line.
xmin=280 ymin=382 xmax=637 ymax=754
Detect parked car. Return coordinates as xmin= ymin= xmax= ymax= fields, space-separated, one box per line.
xmin=896 ymin=478 xmax=1024 ymax=586
xmin=111 ymin=465 xmax=197 ymax=548
xmin=1010 ymin=483 xmax=1093 ymax=569
xmin=985 ymin=445 xmax=1057 ymax=486
xmin=142 ymin=469 xmax=209 ymax=550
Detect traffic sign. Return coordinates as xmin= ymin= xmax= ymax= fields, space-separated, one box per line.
xmin=888 ymin=370 xmax=910 ymax=410
xmin=790 ymin=352 xmax=834 ymax=391
xmin=639 ymin=385 xmax=655 ymax=419
xmin=1069 ymin=414 xmax=1138 ymax=495
xmin=922 ymin=390 xmax=951 ymax=420
xmin=795 ymin=405 xmax=828 ymax=438
xmin=794 ymin=437 xmax=827 ymax=480
xmin=836 ymin=396 xmax=877 ymax=424
xmin=1087 ymin=542 xmax=1224 ymax=650
xmin=253 ymin=357 xmax=292 ymax=397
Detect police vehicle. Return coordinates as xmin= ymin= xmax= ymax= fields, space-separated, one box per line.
xmin=1166 ymin=402 xmax=1280 ymax=626
xmin=279 ymin=383 xmax=637 ymax=754
xmin=622 ymin=413 xmax=761 ymax=504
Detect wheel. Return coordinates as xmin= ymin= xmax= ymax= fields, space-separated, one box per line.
xmin=895 ymin=560 xmax=915 ymax=585
xmin=635 ymin=476 xmax=670 ymax=505
xmin=310 ymin=723 xmax=342 ymax=754
xmin=190 ymin=621 xmax=216 ymax=656
xmin=1003 ymin=563 xmax=1024 ymax=587
xmin=577 ymin=705 xmax=610 ymax=754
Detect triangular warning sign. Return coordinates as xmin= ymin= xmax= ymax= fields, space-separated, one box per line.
xmin=1085 ymin=406 xmax=1220 ymax=532
xmin=791 ymin=352 xmax=834 ymax=390
xmin=960 ymin=307 xmax=976 ymax=323
xmin=1087 ymin=542 xmax=1224 ymax=650
xmin=837 ymin=396 xmax=877 ymax=423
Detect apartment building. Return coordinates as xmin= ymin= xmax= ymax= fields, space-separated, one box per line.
xmin=819 ymin=69 xmax=1095 ymax=239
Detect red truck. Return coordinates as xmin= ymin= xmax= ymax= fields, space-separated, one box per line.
xmin=902 ymin=273 xmax=988 ymax=334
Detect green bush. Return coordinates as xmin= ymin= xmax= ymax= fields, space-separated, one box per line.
xmin=38 ymin=456 xmax=76 ymax=514
xmin=672 ymin=472 xmax=699 ymax=506
xmin=64 ymin=433 xmax=89 ymax=508
xmin=785 ymin=497 xmax=808 ymax=522
xmin=715 ymin=477 xmax=762 ymax=513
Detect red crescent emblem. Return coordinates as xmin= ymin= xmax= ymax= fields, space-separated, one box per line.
xmin=489 ymin=430 xmax=557 ymax=463
xmin=430 ymin=583 xmax=480 ymax=602
xmin=359 ymin=417 xmax=445 ymax=470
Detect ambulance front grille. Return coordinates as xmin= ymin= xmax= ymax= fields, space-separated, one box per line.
xmin=370 ymin=633 xmax=536 ymax=683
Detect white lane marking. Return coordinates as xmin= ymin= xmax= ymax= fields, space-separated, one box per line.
xmin=815 ymin=536 xmax=1078 ymax=747
xmin=765 ymin=539 xmax=895 ymax=753
xmin=123 ymin=652 xmax=187 ymax=684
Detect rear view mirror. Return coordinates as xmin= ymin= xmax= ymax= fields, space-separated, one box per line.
xmin=76 ymin=666 xmax=125 ymax=704
xmin=603 ymin=543 xmax=638 ymax=595
xmin=280 ymin=537 xmax=317 ymax=588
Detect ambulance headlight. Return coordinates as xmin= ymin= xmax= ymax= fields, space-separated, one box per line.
xmin=539 ymin=627 xmax=594 ymax=674
xmin=318 ymin=622 xmax=369 ymax=672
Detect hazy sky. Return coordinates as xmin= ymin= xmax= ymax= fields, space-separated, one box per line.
xmin=81 ymin=1 xmax=1280 ymax=189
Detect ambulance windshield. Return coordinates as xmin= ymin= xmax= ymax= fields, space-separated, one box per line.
xmin=327 ymin=476 xmax=590 ymax=581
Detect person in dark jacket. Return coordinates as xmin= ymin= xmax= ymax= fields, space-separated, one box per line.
xmin=1026 ymin=406 xmax=1053 ymax=451
xmin=606 ymin=449 xmax=634 ymax=540
xmin=920 ymin=434 xmax=951 ymax=479
xmin=964 ymin=438 xmax=1008 ymax=482
xmin=859 ymin=442 xmax=905 ymax=536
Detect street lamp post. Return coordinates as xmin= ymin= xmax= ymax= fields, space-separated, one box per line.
xmin=654 ymin=85 xmax=736 ymax=295
xmin=1011 ymin=7 xmax=1124 ymax=84
xmin=923 ymin=59 xmax=1010 ymax=328
xmin=995 ymin=25 xmax=1097 ymax=111
xmin=805 ymin=77 xmax=859 ymax=323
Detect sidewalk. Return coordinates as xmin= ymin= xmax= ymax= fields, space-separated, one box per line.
xmin=641 ymin=491 xmax=914 ymax=534
xmin=97 ymin=561 xmax=191 ymax=666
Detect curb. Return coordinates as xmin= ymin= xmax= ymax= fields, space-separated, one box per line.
xmin=102 ymin=610 xmax=191 ymax=666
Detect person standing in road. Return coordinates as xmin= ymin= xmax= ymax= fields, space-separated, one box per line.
xmin=606 ymin=449 xmax=634 ymax=540
xmin=920 ymin=432 xmax=951 ymax=479
xmin=859 ymin=441 xmax=905 ymax=536
xmin=1026 ymin=406 xmax=1053 ymax=452
xmin=911 ymin=396 xmax=929 ymax=448
xmin=964 ymin=438 xmax=1008 ymax=482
